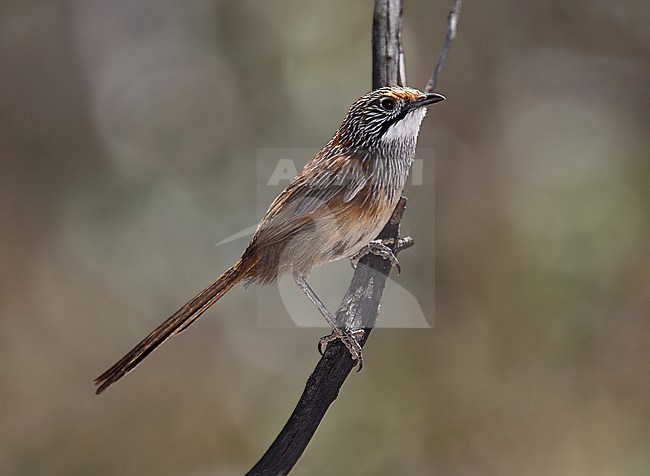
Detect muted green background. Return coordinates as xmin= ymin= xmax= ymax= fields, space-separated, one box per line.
xmin=1 ymin=1 xmax=649 ymax=475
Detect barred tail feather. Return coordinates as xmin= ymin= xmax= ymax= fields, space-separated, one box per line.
xmin=94 ymin=259 xmax=249 ymax=394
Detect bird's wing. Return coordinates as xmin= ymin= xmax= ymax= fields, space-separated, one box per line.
xmin=250 ymin=150 xmax=372 ymax=249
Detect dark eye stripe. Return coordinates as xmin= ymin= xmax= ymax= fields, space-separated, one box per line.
xmin=377 ymin=108 xmax=410 ymax=137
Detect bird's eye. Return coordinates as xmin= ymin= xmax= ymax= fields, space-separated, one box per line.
xmin=379 ymin=97 xmax=396 ymax=111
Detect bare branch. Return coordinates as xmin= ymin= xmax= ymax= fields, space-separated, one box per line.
xmin=247 ymin=198 xmax=409 ymax=476
xmin=372 ymin=0 xmax=405 ymax=88
xmin=248 ymin=0 xmax=462 ymax=473
xmin=425 ymin=0 xmax=462 ymax=92
xmin=247 ymin=2 xmax=404 ymax=474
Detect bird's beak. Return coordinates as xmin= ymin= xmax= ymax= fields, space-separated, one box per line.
xmin=407 ymin=92 xmax=446 ymax=111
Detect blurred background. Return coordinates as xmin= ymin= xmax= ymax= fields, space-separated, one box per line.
xmin=1 ymin=0 xmax=648 ymax=474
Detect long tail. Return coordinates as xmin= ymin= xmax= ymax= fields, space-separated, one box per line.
xmin=94 ymin=259 xmax=250 ymax=394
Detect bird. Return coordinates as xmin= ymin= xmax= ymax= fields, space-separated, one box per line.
xmin=94 ymin=86 xmax=445 ymax=394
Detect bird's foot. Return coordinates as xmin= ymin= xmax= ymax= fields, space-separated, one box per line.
xmin=351 ymin=238 xmax=401 ymax=275
xmin=318 ymin=327 xmax=365 ymax=370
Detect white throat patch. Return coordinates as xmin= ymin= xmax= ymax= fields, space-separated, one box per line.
xmin=381 ymin=108 xmax=427 ymax=143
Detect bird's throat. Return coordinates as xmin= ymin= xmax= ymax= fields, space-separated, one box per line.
xmin=379 ymin=108 xmax=426 ymax=143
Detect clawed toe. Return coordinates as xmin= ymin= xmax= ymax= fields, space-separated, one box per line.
xmin=318 ymin=328 xmax=365 ymax=369
xmin=350 ymin=239 xmax=401 ymax=275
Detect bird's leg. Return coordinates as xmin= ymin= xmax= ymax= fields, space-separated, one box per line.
xmin=293 ymin=273 xmax=364 ymax=369
xmin=351 ymin=238 xmax=401 ymax=275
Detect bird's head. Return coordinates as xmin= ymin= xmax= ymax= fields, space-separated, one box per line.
xmin=336 ymin=86 xmax=445 ymax=149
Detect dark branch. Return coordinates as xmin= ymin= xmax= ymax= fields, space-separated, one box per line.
xmin=247 ymin=198 xmax=409 ymax=476
xmin=425 ymin=0 xmax=462 ymax=93
xmin=248 ymin=0 xmax=461 ymax=473
xmin=247 ymin=2 xmax=404 ymax=474
xmin=372 ymin=0 xmax=405 ymax=88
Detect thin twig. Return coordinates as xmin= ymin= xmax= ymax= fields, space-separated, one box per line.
xmin=425 ymin=0 xmax=462 ymax=93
